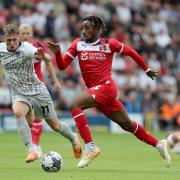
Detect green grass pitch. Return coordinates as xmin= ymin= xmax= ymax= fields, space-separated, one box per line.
xmin=0 ymin=131 xmax=180 ymax=180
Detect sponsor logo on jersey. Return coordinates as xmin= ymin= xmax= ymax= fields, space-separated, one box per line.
xmin=80 ymin=52 xmax=106 ymax=61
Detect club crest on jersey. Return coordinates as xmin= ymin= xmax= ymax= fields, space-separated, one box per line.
xmin=99 ymin=45 xmax=107 ymax=52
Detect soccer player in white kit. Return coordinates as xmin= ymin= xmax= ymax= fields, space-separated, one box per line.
xmin=166 ymin=131 xmax=180 ymax=154
xmin=19 ymin=23 xmax=62 ymax=158
xmin=0 ymin=24 xmax=82 ymax=163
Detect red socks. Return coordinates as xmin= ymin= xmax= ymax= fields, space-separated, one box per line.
xmin=31 ymin=119 xmax=43 ymax=145
xmin=71 ymin=109 xmax=158 ymax=147
xmin=71 ymin=108 xmax=92 ymax=143
xmin=130 ymin=121 xmax=158 ymax=147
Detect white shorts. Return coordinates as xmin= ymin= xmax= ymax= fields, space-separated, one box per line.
xmin=12 ymin=86 xmax=58 ymax=120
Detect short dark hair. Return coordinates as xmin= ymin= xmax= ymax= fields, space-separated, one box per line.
xmin=83 ymin=16 xmax=104 ymax=32
xmin=3 ymin=24 xmax=19 ymax=35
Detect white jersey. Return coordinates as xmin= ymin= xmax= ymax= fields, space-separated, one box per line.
xmin=0 ymin=41 xmax=45 ymax=95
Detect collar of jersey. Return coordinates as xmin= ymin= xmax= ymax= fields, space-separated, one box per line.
xmin=85 ymin=39 xmax=100 ymax=46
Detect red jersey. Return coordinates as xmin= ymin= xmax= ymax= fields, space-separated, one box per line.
xmin=32 ymin=39 xmax=47 ymax=81
xmin=66 ymin=37 xmax=148 ymax=88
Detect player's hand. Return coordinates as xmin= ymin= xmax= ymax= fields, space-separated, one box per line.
xmin=54 ymin=81 xmax=62 ymax=91
xmin=146 ymin=69 xmax=159 ymax=80
xmin=35 ymin=47 xmax=45 ymax=60
xmin=47 ymin=42 xmax=60 ymax=54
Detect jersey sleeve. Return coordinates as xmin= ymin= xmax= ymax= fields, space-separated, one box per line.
xmin=0 ymin=43 xmax=6 ymax=62
xmin=66 ymin=38 xmax=79 ymax=59
xmin=109 ymin=39 xmax=124 ymax=54
xmin=40 ymin=42 xmax=48 ymax=53
xmin=23 ymin=41 xmax=38 ymax=58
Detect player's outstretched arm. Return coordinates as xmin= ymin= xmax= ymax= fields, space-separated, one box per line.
xmin=47 ymin=42 xmax=73 ymax=70
xmin=122 ymin=44 xmax=159 ymax=80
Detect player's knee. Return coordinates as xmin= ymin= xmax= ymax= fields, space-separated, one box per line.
xmin=13 ymin=109 xmax=26 ymax=119
xmin=52 ymin=126 xmax=60 ymax=132
xmin=51 ymin=121 xmax=60 ymax=132
xmin=70 ymin=102 xmax=80 ymax=111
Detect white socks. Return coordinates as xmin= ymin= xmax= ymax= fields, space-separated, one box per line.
xmin=85 ymin=142 xmax=96 ymax=152
xmin=59 ymin=121 xmax=76 ymax=144
xmin=16 ymin=118 xmax=35 ymax=152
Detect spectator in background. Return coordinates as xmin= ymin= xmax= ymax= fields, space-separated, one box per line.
xmin=158 ymin=99 xmax=174 ymax=131
xmin=58 ymin=79 xmax=78 ymax=111
xmin=19 ymin=7 xmax=34 ymax=25
xmin=172 ymin=96 xmax=180 ymax=127
xmin=53 ymin=0 xmax=66 ymax=16
xmin=6 ymin=4 xmax=20 ymax=25
xmin=151 ymin=14 xmax=169 ymax=35
xmin=45 ymin=10 xmax=56 ymax=39
xmin=154 ymin=30 xmax=171 ymax=48
xmin=80 ymin=0 xmax=97 ymax=18
xmin=37 ymin=0 xmax=54 ymax=16
xmin=64 ymin=0 xmax=80 ymax=17
xmin=123 ymin=89 xmax=142 ymax=113
xmin=54 ymin=13 xmax=70 ymax=41
xmin=116 ymin=1 xmax=132 ymax=26
xmin=147 ymin=52 xmax=161 ymax=70
xmin=31 ymin=8 xmax=46 ymax=37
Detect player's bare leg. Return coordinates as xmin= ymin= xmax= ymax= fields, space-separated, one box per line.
xmin=70 ymin=92 xmax=101 ymax=168
xmin=13 ymin=101 xmax=38 ymax=163
xmin=26 ymin=108 xmax=35 ymax=125
xmin=45 ymin=118 xmax=82 ymax=158
xmin=108 ymin=110 xmax=171 ymax=167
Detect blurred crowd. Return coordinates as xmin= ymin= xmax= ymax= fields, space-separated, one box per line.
xmin=0 ymin=0 xmax=179 ymax=131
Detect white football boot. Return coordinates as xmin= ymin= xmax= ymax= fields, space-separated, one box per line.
xmin=77 ymin=146 xmax=100 ymax=168
xmin=156 ymin=139 xmax=171 ymax=167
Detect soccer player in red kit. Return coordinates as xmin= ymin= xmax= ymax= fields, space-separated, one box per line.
xmin=19 ymin=24 xmax=61 ymax=158
xmin=47 ymin=16 xmax=171 ymax=168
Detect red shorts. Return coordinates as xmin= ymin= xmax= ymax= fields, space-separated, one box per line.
xmin=87 ymin=80 xmax=125 ymax=116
